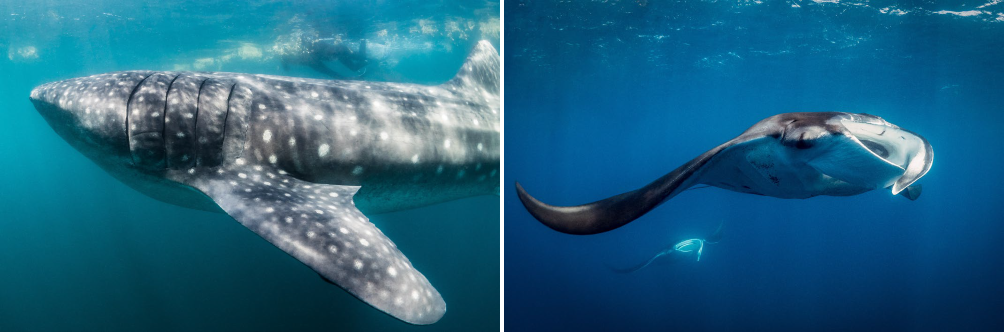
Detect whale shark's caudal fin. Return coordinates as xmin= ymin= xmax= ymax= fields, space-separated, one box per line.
xmin=182 ymin=165 xmax=446 ymax=325
xmin=444 ymin=40 xmax=499 ymax=96
xmin=515 ymin=140 xmax=735 ymax=235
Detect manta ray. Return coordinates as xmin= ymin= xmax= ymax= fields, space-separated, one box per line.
xmin=517 ymin=112 xmax=932 ymax=235
xmin=29 ymin=41 xmax=499 ymax=325
xmin=612 ymin=222 xmax=725 ymax=274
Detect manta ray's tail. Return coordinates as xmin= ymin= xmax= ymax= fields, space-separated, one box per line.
xmin=706 ymin=221 xmax=725 ymax=244
xmin=610 ymin=252 xmax=670 ymax=274
xmin=515 ymin=142 xmax=731 ymax=235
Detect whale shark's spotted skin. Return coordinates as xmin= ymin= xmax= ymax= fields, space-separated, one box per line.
xmin=29 ymin=41 xmax=500 ymax=325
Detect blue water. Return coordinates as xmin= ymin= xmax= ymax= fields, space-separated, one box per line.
xmin=506 ymin=1 xmax=1004 ymax=331
xmin=0 ymin=1 xmax=499 ymax=331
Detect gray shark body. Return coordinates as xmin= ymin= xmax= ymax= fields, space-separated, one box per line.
xmin=29 ymin=41 xmax=500 ymax=325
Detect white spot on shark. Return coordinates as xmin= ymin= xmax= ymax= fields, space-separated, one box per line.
xmin=318 ymin=144 xmax=330 ymax=157
xmin=262 ymin=130 xmax=272 ymax=143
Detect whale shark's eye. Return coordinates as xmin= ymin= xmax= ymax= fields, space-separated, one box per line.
xmin=859 ymin=139 xmax=890 ymax=158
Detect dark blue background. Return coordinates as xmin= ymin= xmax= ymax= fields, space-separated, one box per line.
xmin=505 ymin=0 xmax=1004 ymax=330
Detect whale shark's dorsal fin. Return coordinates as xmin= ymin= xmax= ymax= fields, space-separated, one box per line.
xmin=444 ymin=40 xmax=499 ymax=96
xmin=182 ymin=165 xmax=446 ymax=325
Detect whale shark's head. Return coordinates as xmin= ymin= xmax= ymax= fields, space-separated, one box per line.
xmin=764 ymin=112 xmax=934 ymax=195
xmin=29 ymin=73 xmax=145 ymax=166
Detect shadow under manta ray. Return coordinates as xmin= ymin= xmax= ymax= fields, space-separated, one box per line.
xmin=517 ymin=112 xmax=933 ymax=235
xmin=612 ymin=221 xmax=725 ymax=274
xmin=29 ymin=41 xmax=499 ymax=325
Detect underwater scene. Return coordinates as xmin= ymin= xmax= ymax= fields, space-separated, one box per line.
xmin=1 ymin=0 xmax=498 ymax=331
xmin=507 ymin=0 xmax=1003 ymax=331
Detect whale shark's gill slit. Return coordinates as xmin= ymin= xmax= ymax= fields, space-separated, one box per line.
xmin=516 ymin=141 xmax=732 ymax=235
xmin=161 ymin=73 xmax=182 ymax=167
xmin=220 ymin=83 xmax=236 ymax=160
xmin=193 ymin=78 xmax=207 ymax=167
xmin=124 ymin=73 xmax=153 ymax=165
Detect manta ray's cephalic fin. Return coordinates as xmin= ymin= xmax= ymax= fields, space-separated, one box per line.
xmin=898 ymin=184 xmax=923 ymax=201
xmin=515 ymin=140 xmax=736 ymax=235
xmin=182 ymin=165 xmax=446 ymax=325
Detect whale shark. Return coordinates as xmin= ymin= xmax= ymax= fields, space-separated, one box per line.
xmin=517 ymin=112 xmax=932 ymax=235
xmin=29 ymin=41 xmax=499 ymax=325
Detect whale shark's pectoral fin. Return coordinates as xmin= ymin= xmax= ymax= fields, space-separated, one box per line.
xmin=184 ymin=166 xmax=445 ymax=325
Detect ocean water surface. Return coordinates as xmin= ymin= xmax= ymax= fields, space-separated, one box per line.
xmin=0 ymin=1 xmax=499 ymax=331
xmin=506 ymin=0 xmax=1003 ymax=331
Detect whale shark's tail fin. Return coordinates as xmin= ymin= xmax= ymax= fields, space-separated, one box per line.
xmin=445 ymin=40 xmax=499 ymax=97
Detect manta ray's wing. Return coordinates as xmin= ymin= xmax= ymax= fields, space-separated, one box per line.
xmin=181 ymin=165 xmax=445 ymax=325
xmin=516 ymin=138 xmax=742 ymax=235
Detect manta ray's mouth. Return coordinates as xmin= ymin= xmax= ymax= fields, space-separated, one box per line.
xmin=833 ymin=116 xmax=933 ymax=194
xmin=841 ymin=120 xmax=913 ymax=170
xmin=858 ymin=138 xmax=890 ymax=159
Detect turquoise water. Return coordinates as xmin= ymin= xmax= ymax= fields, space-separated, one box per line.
xmin=0 ymin=1 xmax=499 ymax=331
xmin=507 ymin=0 xmax=1004 ymax=331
